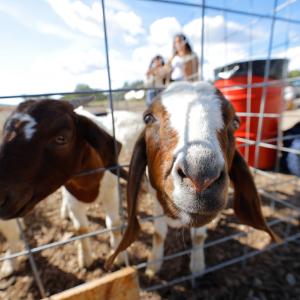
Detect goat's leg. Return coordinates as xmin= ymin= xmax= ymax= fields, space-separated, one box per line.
xmin=60 ymin=190 xmax=70 ymax=220
xmin=62 ymin=187 xmax=94 ymax=268
xmin=0 ymin=219 xmax=21 ymax=277
xmin=146 ymin=198 xmax=167 ymax=277
xmin=189 ymin=227 xmax=207 ymax=275
xmin=100 ymin=172 xmax=125 ymax=264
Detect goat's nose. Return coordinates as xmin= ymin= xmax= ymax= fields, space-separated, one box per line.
xmin=176 ymin=163 xmax=222 ymax=193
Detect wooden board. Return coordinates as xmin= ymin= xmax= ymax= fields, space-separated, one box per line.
xmin=43 ymin=267 xmax=140 ymax=300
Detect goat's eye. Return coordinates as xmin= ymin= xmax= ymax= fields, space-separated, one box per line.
xmin=232 ymin=119 xmax=240 ymax=130
xmin=55 ymin=135 xmax=68 ymax=145
xmin=143 ymin=113 xmax=156 ymax=124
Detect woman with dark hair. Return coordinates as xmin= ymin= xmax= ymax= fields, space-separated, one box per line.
xmin=167 ymin=33 xmax=199 ymax=82
xmin=145 ymin=55 xmax=167 ymax=107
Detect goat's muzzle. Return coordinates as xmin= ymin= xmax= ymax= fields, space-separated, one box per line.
xmin=170 ymin=149 xmax=228 ymax=225
xmin=0 ymin=186 xmax=35 ymax=219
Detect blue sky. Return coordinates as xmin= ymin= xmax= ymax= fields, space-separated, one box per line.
xmin=0 ymin=0 xmax=300 ymax=100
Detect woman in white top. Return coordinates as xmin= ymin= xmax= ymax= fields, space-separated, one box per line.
xmin=168 ymin=33 xmax=199 ymax=82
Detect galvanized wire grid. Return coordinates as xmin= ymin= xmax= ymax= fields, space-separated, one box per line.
xmin=0 ymin=0 xmax=300 ymax=298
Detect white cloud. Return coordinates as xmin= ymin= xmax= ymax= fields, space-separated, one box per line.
xmin=0 ymin=3 xmax=22 ymax=20
xmin=106 ymin=0 xmax=130 ymax=12
xmin=277 ymin=46 xmax=300 ymax=71
xmin=112 ymin=11 xmax=144 ymax=36
xmin=36 ymin=22 xmax=76 ymax=39
xmin=46 ymin=0 xmax=144 ymax=44
xmin=46 ymin=0 xmax=103 ymax=37
xmin=0 ymin=45 xmax=109 ymax=96
xmin=148 ymin=17 xmax=181 ymax=46
xmin=123 ymin=34 xmax=139 ymax=45
xmin=185 ymin=15 xmax=261 ymax=44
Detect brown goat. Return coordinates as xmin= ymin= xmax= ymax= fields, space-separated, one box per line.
xmin=106 ymin=82 xmax=279 ymax=275
xmin=0 ymin=99 xmax=130 ymax=268
xmin=0 ymin=100 xmax=127 ymax=219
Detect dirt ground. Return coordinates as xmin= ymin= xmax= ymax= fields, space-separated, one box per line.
xmin=0 ymin=103 xmax=299 ymax=300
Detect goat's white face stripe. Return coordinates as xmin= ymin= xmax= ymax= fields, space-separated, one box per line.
xmin=161 ymin=81 xmax=224 ymax=159
xmin=161 ymin=81 xmax=225 ymax=216
xmin=9 ymin=113 xmax=37 ymax=140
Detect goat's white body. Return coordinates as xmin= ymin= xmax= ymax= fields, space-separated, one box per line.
xmin=61 ymin=187 xmax=94 ymax=267
xmin=60 ymin=107 xmax=145 ymax=267
xmin=74 ymin=107 xmax=143 ymax=165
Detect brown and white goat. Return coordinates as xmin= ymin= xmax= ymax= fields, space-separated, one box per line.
xmin=0 ymin=100 xmax=134 ymax=270
xmin=106 ymin=81 xmax=279 ymax=275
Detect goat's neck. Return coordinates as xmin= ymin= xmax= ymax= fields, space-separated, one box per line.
xmin=65 ymin=144 xmax=104 ymax=203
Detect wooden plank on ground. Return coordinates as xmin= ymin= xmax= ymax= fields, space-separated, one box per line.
xmin=43 ymin=267 xmax=140 ymax=300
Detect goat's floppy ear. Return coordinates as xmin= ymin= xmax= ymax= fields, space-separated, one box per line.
xmin=105 ymin=130 xmax=147 ymax=269
xmin=229 ymin=150 xmax=280 ymax=242
xmin=76 ymin=114 xmax=128 ymax=180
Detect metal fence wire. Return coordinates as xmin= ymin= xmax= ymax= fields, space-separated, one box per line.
xmin=0 ymin=0 xmax=300 ymax=299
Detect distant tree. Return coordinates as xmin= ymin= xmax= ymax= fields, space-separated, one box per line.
xmin=288 ymin=70 xmax=300 ymax=78
xmin=123 ymin=81 xmax=129 ymax=88
xmin=113 ymin=80 xmax=145 ymax=101
xmin=62 ymin=81 xmax=145 ymax=103
xmin=75 ymin=84 xmax=93 ymax=92
xmin=62 ymin=83 xmax=107 ymax=102
xmin=128 ymin=80 xmax=144 ymax=89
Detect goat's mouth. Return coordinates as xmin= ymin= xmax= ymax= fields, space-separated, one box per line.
xmin=0 ymin=191 xmax=38 ymax=220
xmin=163 ymin=203 xmax=220 ymax=227
xmin=172 ymin=179 xmax=228 ymax=215
xmin=158 ymin=190 xmax=226 ymax=228
xmin=179 ymin=210 xmax=220 ymax=227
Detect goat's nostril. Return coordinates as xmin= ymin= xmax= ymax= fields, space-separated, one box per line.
xmin=177 ymin=166 xmax=186 ymax=179
xmin=217 ymin=170 xmax=224 ymax=180
xmin=186 ymin=170 xmax=224 ymax=193
xmin=203 ymin=177 xmax=217 ymax=189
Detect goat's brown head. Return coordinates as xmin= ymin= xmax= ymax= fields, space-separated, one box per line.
xmin=106 ymin=81 xmax=280 ymax=267
xmin=0 ymin=99 xmax=126 ymax=219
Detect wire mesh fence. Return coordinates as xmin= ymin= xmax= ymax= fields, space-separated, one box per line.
xmin=0 ymin=0 xmax=300 ymax=299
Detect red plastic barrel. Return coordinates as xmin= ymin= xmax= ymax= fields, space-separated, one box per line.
xmin=215 ymin=75 xmax=285 ymax=169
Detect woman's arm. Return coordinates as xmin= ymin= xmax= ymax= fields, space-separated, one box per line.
xmin=184 ymin=55 xmax=199 ymax=81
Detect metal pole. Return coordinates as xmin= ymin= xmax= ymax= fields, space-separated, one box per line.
xmin=100 ymin=0 xmax=129 ymax=266
xmin=253 ymin=0 xmax=279 ymax=170
xmin=245 ymin=0 xmax=254 ymax=163
xmin=16 ymin=219 xmax=47 ymax=298
xmin=200 ymin=0 xmax=205 ymax=81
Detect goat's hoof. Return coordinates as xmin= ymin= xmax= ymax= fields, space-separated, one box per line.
xmin=78 ymin=254 xmax=95 ymax=268
xmin=145 ymin=263 xmax=161 ymax=278
xmin=60 ymin=207 xmax=70 ymax=220
xmin=190 ymin=262 xmax=205 ymax=275
xmin=60 ymin=210 xmax=68 ymax=220
xmin=0 ymin=276 xmax=16 ymax=289
xmin=0 ymin=261 xmax=14 ymax=278
xmin=145 ymin=268 xmax=156 ymax=278
xmin=114 ymin=254 xmax=125 ymax=266
xmin=108 ymin=250 xmax=125 ymax=266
